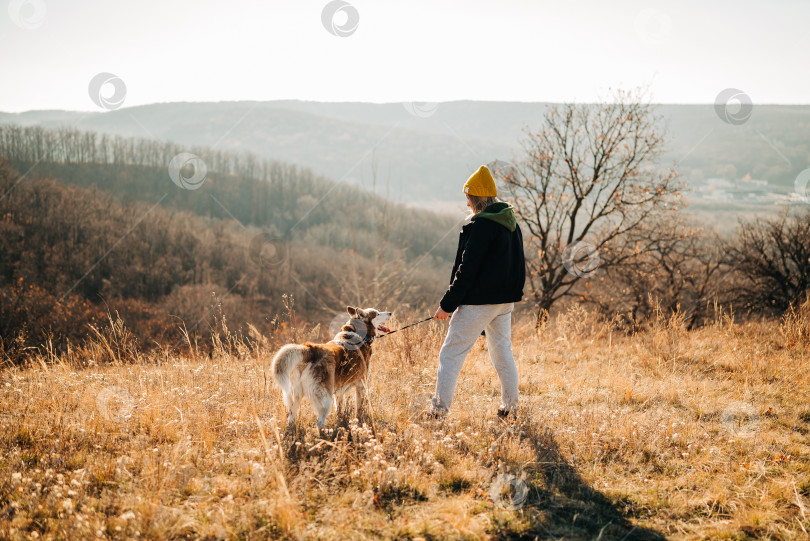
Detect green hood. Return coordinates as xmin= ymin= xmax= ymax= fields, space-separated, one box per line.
xmin=472 ymin=202 xmax=517 ymax=232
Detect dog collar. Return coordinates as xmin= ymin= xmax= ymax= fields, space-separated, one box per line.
xmin=331 ymin=331 xmax=374 ymax=349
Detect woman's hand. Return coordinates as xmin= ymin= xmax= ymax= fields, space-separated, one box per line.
xmin=434 ymin=306 xmax=450 ymax=320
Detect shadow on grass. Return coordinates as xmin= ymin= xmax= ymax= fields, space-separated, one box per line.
xmin=497 ymin=420 xmax=667 ymax=541
xmin=278 ymin=405 xmax=667 ymax=539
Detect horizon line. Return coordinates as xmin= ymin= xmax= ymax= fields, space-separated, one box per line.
xmin=3 ymin=98 xmax=810 ymax=115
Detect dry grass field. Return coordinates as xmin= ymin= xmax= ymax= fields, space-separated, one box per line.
xmin=2 ymin=302 xmax=810 ymax=540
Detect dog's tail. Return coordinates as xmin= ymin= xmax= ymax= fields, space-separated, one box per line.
xmin=271 ymin=344 xmax=307 ymax=397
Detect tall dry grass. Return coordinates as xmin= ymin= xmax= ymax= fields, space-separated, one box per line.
xmin=1 ymin=304 xmax=809 ymax=540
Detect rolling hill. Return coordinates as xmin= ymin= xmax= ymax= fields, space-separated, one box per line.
xmin=3 ymin=100 xmax=809 ymax=226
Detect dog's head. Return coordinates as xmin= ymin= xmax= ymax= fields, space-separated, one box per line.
xmin=341 ymin=306 xmax=392 ymax=341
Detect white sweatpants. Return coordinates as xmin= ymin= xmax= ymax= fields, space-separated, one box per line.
xmin=431 ymin=302 xmax=519 ymax=414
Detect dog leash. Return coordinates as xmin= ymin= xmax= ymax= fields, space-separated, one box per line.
xmin=376 ymin=316 xmax=434 ymax=338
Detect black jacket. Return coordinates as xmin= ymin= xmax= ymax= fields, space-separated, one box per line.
xmin=439 ymin=212 xmax=526 ymax=313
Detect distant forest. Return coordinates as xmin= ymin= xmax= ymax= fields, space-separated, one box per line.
xmin=4 ymin=101 xmax=809 ymax=203
xmin=0 ymin=125 xmax=459 ymax=359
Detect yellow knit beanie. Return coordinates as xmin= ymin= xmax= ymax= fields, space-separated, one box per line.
xmin=463 ymin=165 xmax=497 ymax=197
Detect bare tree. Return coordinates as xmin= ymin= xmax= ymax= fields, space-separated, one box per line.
xmin=585 ymin=214 xmax=724 ymax=329
xmin=498 ymin=89 xmax=682 ymax=323
xmin=725 ymin=208 xmax=810 ymax=315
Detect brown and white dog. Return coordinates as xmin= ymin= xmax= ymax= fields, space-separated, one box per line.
xmin=272 ymin=306 xmax=392 ymax=430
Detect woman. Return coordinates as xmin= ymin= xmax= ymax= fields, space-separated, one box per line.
xmin=430 ymin=165 xmax=526 ymax=418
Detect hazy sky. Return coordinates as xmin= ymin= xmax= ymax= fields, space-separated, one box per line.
xmin=1 ymin=0 xmax=807 ymax=112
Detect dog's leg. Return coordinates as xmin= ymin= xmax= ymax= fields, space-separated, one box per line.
xmin=283 ymin=390 xmax=300 ymax=431
xmin=334 ymin=387 xmax=346 ymax=420
xmin=354 ymin=382 xmax=366 ymax=424
xmin=312 ymin=385 xmax=333 ymax=431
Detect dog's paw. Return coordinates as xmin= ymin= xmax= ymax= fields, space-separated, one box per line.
xmin=282 ymin=423 xmax=297 ymax=438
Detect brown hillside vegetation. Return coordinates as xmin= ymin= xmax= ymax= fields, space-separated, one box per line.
xmin=2 ymin=304 xmax=809 ymax=540
xmin=0 ymin=150 xmax=455 ymax=362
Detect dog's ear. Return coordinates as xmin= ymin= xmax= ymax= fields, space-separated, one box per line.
xmin=346 ymin=306 xmax=357 ymax=317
